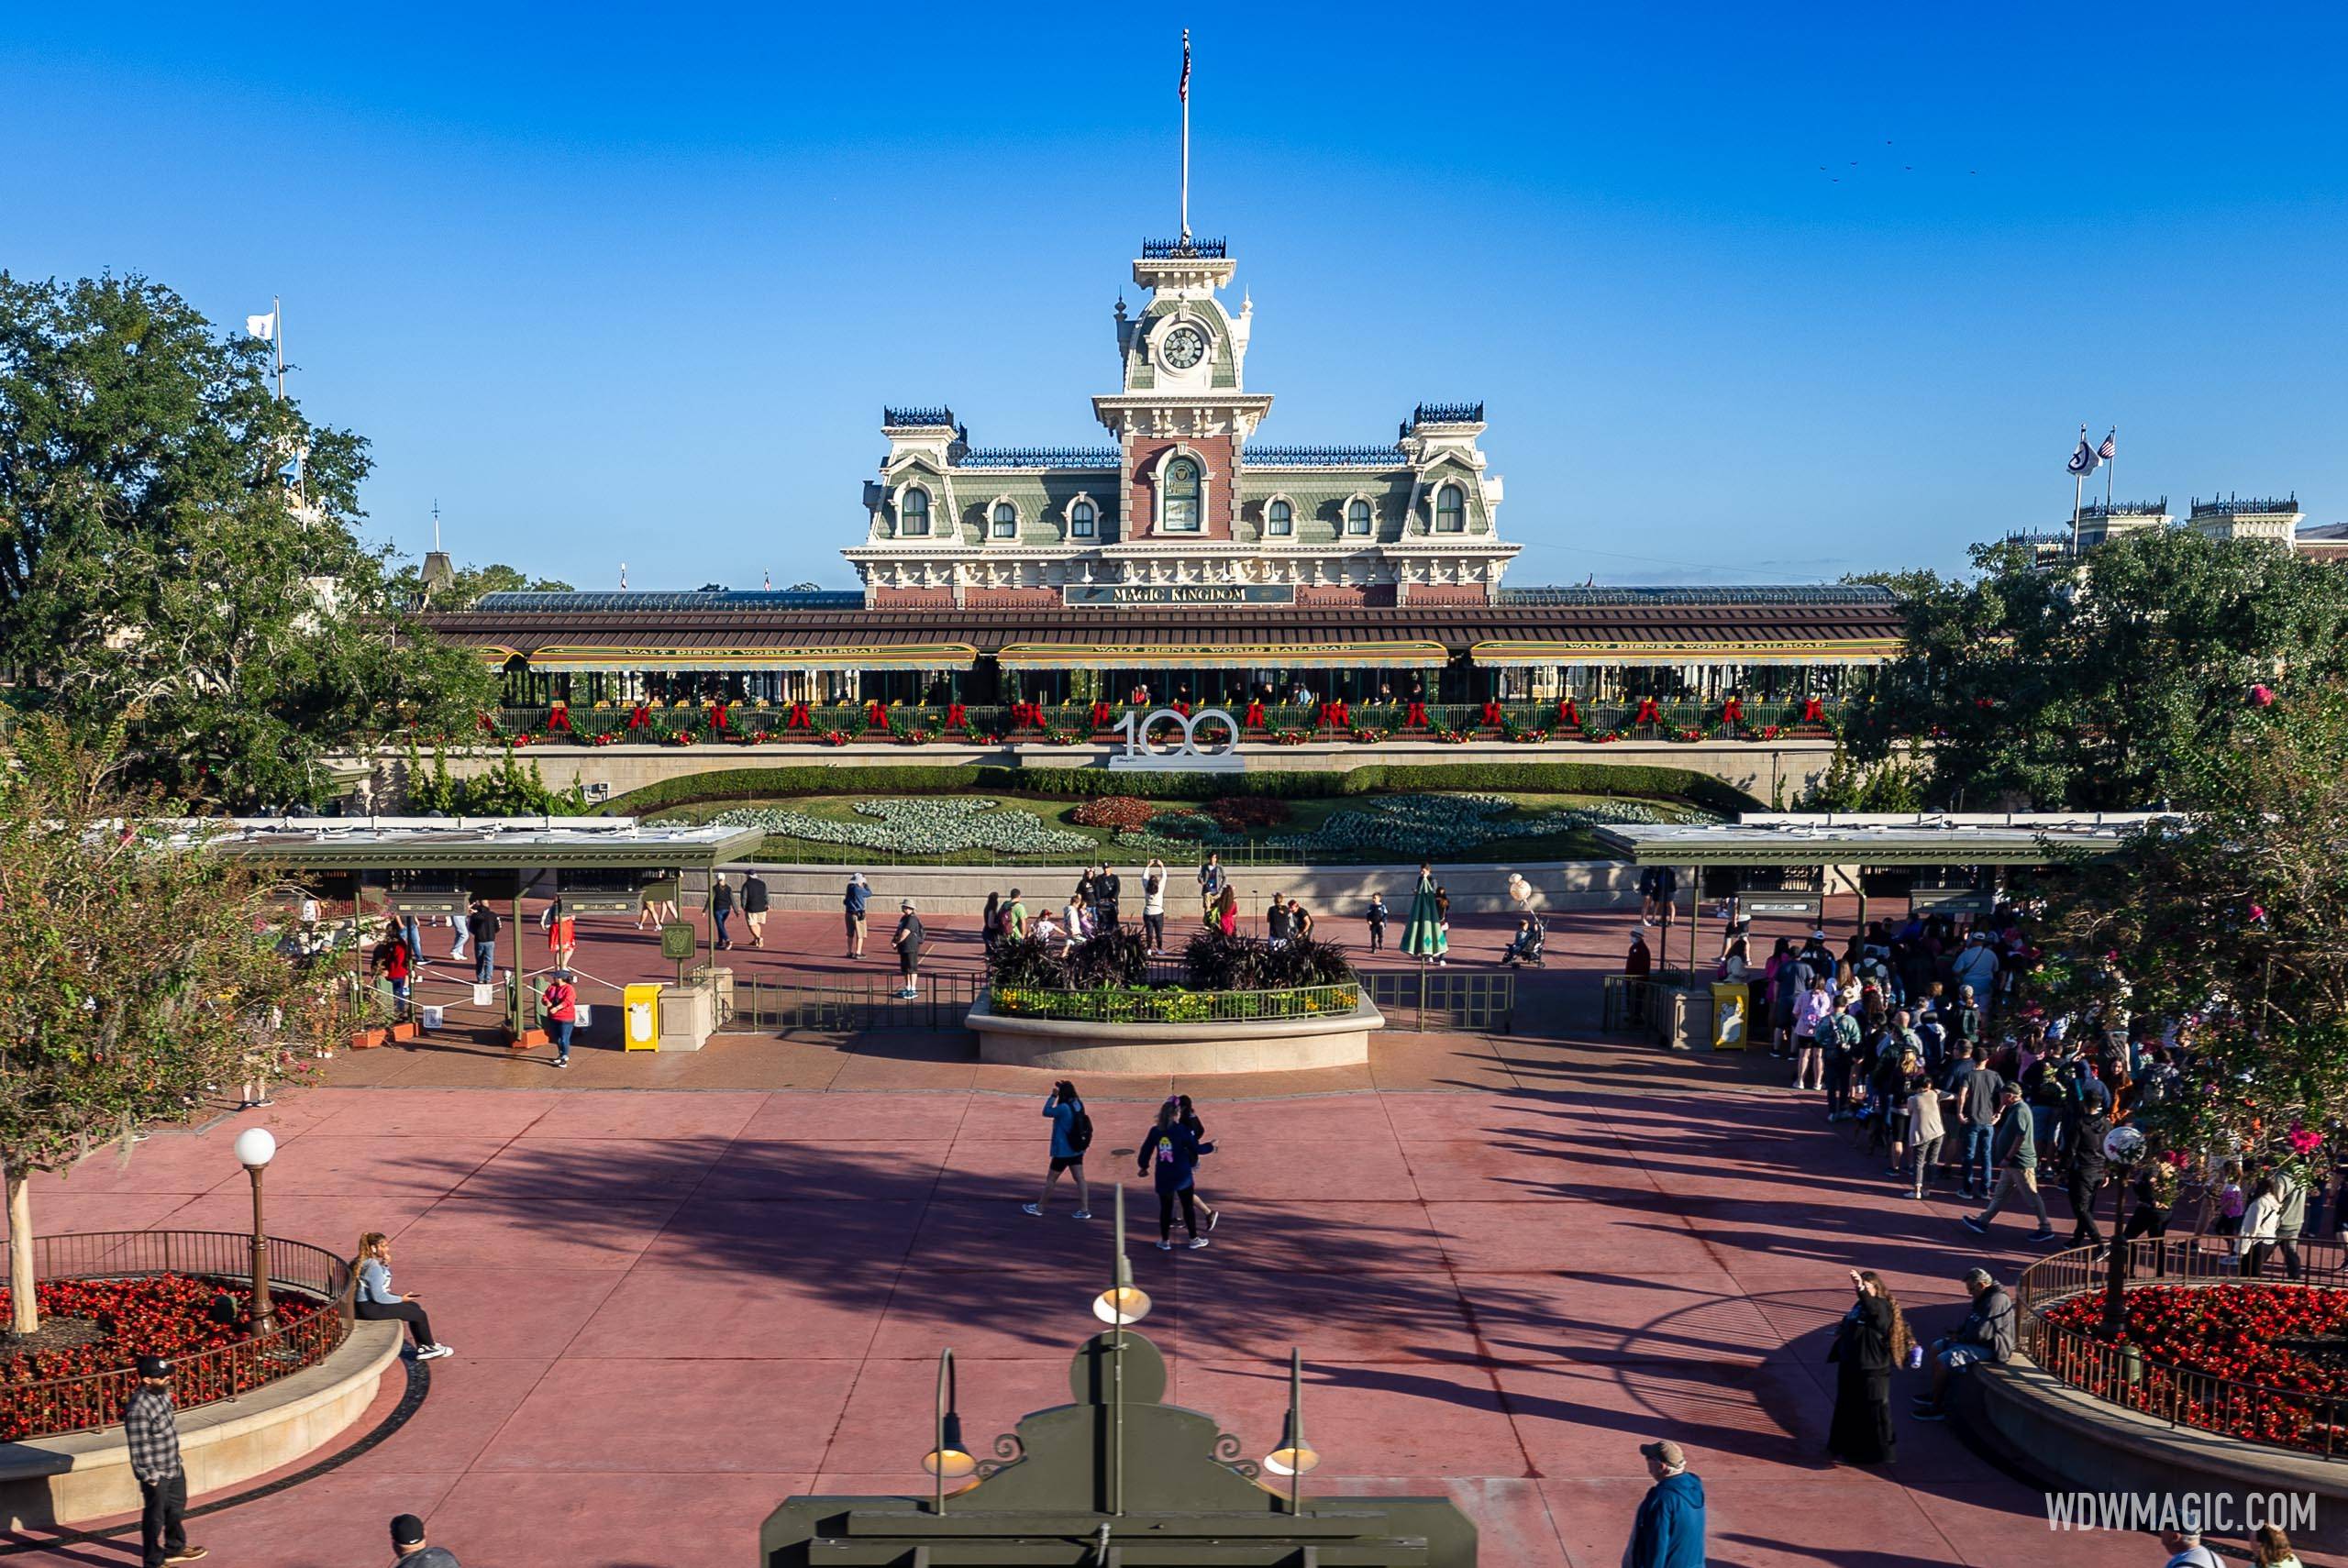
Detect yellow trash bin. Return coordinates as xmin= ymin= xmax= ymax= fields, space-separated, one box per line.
xmin=1710 ymin=982 xmax=1751 ymax=1051
xmin=623 ymin=983 xmax=662 ymax=1051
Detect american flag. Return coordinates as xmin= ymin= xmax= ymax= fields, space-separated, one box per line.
xmin=1179 ymin=30 xmax=1190 ymax=101
xmin=2099 ymin=429 xmax=2117 ymax=460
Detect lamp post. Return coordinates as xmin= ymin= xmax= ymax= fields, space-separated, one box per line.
xmin=921 ymin=1347 xmax=976 ymax=1515
xmin=1090 ymin=1182 xmax=1150 ymax=1516
xmin=234 ymin=1127 xmax=277 ymax=1335
xmin=1262 ymin=1346 xmax=1320 ymax=1515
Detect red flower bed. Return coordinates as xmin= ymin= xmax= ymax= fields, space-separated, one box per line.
xmin=0 ymin=1275 xmax=327 ymax=1441
xmin=1070 ymin=795 xmax=1157 ymax=831
xmin=2042 ymin=1284 xmax=2348 ymax=1452
xmin=1202 ymin=797 xmax=1290 ymax=833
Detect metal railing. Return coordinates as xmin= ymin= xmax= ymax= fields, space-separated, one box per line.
xmin=988 ymin=981 xmax=1360 ymax=1025
xmin=463 ymin=698 xmax=1849 ymax=747
xmin=1362 ymin=968 xmax=1514 ymax=1032
xmin=2014 ymin=1233 xmax=2348 ymax=1459
xmin=0 ymin=1231 xmax=355 ymax=1441
xmin=728 ymin=972 xmax=984 ymax=1032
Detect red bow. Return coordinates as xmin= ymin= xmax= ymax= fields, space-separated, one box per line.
xmin=1557 ymin=698 xmax=1580 ymax=728
xmin=1244 ymin=700 xmax=1267 ymax=730
xmin=1013 ymin=701 xmax=1043 ymax=730
xmin=546 ymin=704 xmax=571 ymax=732
xmin=711 ymin=701 xmax=729 ymax=731
xmin=476 ymin=712 xmax=497 ymax=734
xmin=1174 ymin=701 xmax=1191 ymax=717
xmin=1722 ymin=698 xmax=1744 ymax=724
xmin=1090 ymin=701 xmax=1113 ymax=729
xmin=945 ymin=702 xmax=966 ymax=730
xmin=626 ymin=704 xmax=650 ymax=730
xmin=1800 ymin=697 xmax=1825 ymax=723
xmin=865 ymin=701 xmax=890 ymax=730
xmin=1634 ymin=697 xmax=1662 ymax=725
xmin=1405 ymin=701 xmax=1429 ymax=729
xmin=786 ymin=702 xmax=811 ymax=730
xmin=1480 ymin=701 xmax=1503 ymax=726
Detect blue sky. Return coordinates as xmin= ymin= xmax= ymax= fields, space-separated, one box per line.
xmin=6 ymin=3 xmax=2343 ymax=588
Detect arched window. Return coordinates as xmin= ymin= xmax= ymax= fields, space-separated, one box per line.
xmin=1162 ymin=458 xmax=1202 ymax=533
xmin=991 ymin=501 xmax=1018 ymax=539
xmin=1346 ymin=498 xmax=1373 ymax=536
xmin=1435 ymin=484 xmax=1466 ymax=533
xmin=900 ymin=487 xmax=930 ymax=536
xmin=1069 ymin=500 xmax=1096 ymax=538
xmin=1267 ymin=499 xmax=1293 ymax=536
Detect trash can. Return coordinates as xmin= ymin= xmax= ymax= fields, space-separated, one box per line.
xmin=624 ymin=983 xmax=662 ymax=1051
xmin=1710 ymin=982 xmax=1751 ymax=1051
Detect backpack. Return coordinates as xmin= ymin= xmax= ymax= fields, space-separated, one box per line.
xmin=997 ymin=905 xmax=1015 ymax=934
xmin=1067 ymin=1106 xmax=1094 ymax=1154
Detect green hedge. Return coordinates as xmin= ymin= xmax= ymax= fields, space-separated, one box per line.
xmin=600 ymin=760 xmax=1758 ymax=817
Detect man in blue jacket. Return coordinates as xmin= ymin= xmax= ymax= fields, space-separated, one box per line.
xmin=1627 ymin=1439 xmax=1705 ymax=1568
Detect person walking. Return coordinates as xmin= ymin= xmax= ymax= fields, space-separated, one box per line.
xmin=892 ymin=900 xmax=925 ymax=999
xmin=1366 ymin=891 xmax=1388 ymax=954
xmin=1624 ymin=1439 xmax=1704 ymax=1568
xmin=356 ymin=1232 xmax=453 ymax=1361
xmin=1962 ymin=1086 xmax=2055 ymax=1242
xmin=1177 ymin=1094 xmax=1223 ymax=1233
xmin=709 ymin=872 xmax=737 ymax=952
xmin=127 ymin=1356 xmax=205 ymax=1564
xmin=844 ymin=872 xmax=869 ymax=957
xmin=2066 ymin=1098 xmax=2112 ymax=1248
xmin=2253 ymin=1524 xmax=2304 ymax=1568
xmin=1906 ymin=1077 xmax=1946 ymax=1200
xmin=2161 ymin=1529 xmax=2224 ymax=1568
xmin=2242 ymin=1176 xmax=2285 ymax=1277
xmin=981 ymin=891 xmax=1002 ymax=960
xmin=1142 ymin=859 xmax=1168 ymax=954
xmin=1198 ymin=853 xmax=1225 ymax=924
xmin=1006 ymin=887 xmax=1027 ymax=942
xmin=1022 ymin=1080 xmax=1092 ymax=1219
xmin=1826 ymin=1270 xmax=1910 ymax=1465
xmin=390 ymin=1513 xmax=463 ymax=1566
xmin=2272 ymin=1167 xmax=2309 ymax=1281
xmin=541 ymin=897 xmax=578 ymax=974
xmin=1094 ymin=863 xmax=1122 ymax=932
xmin=543 ymin=969 xmax=578 ymax=1069
xmin=740 ymin=870 xmax=770 ymax=950
xmin=1136 ymin=1098 xmax=1211 ymax=1251
xmin=465 ymin=898 xmax=501 ymax=988
xmin=1953 ymin=1045 xmax=2006 ymax=1200
xmin=445 ymin=909 xmax=469 ymax=963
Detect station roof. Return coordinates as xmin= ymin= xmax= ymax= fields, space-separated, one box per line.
xmin=194 ymin=817 xmax=763 ymax=872
xmin=1593 ymin=811 xmax=2171 ymax=867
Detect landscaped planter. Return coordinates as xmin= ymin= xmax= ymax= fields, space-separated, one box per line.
xmin=968 ymin=992 xmax=1384 ymax=1075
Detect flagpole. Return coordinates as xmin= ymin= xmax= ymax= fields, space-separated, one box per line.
xmin=273 ymin=295 xmax=283 ymax=402
xmin=2106 ymin=425 xmax=2116 ymax=513
xmin=2071 ymin=470 xmax=2084 ymax=558
xmin=1179 ymin=30 xmax=1191 ymax=244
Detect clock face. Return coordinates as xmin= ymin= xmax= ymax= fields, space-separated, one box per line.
xmin=1162 ymin=326 xmax=1207 ymax=370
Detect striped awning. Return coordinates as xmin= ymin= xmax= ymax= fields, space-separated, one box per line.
xmin=995 ymin=640 xmax=1450 ymax=672
xmin=1468 ymin=637 xmax=1899 ymax=669
xmin=509 ymin=643 xmax=980 ymax=674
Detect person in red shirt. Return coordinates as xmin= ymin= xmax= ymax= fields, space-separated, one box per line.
xmin=371 ymin=922 xmax=413 ymax=1021
xmin=543 ymin=970 xmax=578 ymax=1068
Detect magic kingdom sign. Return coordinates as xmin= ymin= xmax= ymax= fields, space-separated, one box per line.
xmin=1063 ymin=584 xmax=1295 ymax=607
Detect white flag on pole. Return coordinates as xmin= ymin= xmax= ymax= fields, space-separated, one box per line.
xmin=246 ymin=313 xmax=276 ymax=340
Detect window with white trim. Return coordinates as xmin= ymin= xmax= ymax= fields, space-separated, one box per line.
xmin=900 ymin=486 xmax=930 ymax=536
xmin=1069 ymin=499 xmax=1096 ymax=538
xmin=1435 ymin=483 xmax=1466 ymax=533
xmin=991 ymin=501 xmax=1017 ymax=539
xmin=1267 ymin=498 xmax=1293 ymax=536
xmin=1346 ymin=498 xmax=1373 ymax=536
xmin=1162 ymin=458 xmax=1202 ymax=533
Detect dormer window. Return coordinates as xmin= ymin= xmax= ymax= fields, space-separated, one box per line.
xmin=1346 ymin=498 xmax=1373 ymax=536
xmin=1435 ymin=483 xmax=1466 ymax=533
xmin=1069 ymin=499 xmax=1097 ymax=539
xmin=1267 ymin=498 xmax=1293 ymax=536
xmin=1163 ymin=458 xmax=1202 ymax=533
xmin=991 ymin=501 xmax=1018 ymax=539
xmin=900 ymin=486 xmax=930 ymax=537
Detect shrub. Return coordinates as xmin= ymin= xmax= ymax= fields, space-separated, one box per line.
xmin=1070 ymin=795 xmax=1157 ymax=831
xmin=1180 ymin=931 xmax=1356 ymax=991
xmin=1062 ymin=927 xmax=1151 ymax=988
xmin=986 ymin=934 xmax=1066 ymax=989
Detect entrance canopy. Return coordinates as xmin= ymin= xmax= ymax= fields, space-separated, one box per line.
xmin=194 ymin=817 xmax=764 ymax=873
xmin=1593 ymin=811 xmax=2169 ymax=867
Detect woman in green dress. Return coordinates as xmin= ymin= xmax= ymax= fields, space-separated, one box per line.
xmin=1400 ymin=862 xmax=1448 ymax=966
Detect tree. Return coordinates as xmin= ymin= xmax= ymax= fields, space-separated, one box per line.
xmin=2016 ymin=688 xmax=2348 ymax=1173
xmin=1850 ymin=531 xmax=2348 ymax=810
xmin=401 ymin=735 xmax=587 ymax=815
xmin=393 ymin=558 xmax=573 ymax=612
xmin=0 ymin=272 xmax=493 ymax=809
xmin=0 ymin=719 xmax=343 ymax=1335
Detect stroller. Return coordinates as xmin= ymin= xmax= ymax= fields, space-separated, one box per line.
xmin=1501 ymin=915 xmax=1546 ymax=968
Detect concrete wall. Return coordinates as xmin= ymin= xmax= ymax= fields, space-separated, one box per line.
xmin=337 ymin=736 xmax=1842 ymax=810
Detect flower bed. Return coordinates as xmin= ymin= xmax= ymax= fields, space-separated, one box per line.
xmin=1069 ymin=795 xmax=1157 ymax=831
xmin=710 ymin=798 xmax=1091 ymax=855
xmin=0 ymin=1274 xmax=329 ymax=1441
xmin=2040 ymin=1283 xmax=2348 ymax=1453
xmin=1262 ymin=793 xmax=1692 ymax=856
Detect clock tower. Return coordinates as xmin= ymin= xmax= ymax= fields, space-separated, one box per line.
xmin=1096 ymin=239 xmax=1269 ymax=548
